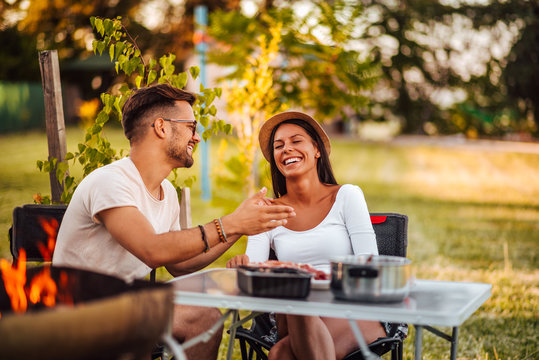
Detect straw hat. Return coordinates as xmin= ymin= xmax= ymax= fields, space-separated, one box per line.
xmin=258 ymin=111 xmax=331 ymax=161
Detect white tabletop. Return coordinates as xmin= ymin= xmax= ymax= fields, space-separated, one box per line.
xmin=170 ymin=268 xmax=491 ymax=327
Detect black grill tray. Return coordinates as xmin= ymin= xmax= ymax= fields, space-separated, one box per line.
xmin=237 ymin=266 xmax=312 ymax=298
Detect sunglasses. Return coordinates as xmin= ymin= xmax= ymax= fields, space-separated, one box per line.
xmin=152 ymin=118 xmax=198 ymax=136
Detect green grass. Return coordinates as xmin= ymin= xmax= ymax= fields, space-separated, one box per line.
xmin=1 ymin=128 xmax=538 ymax=360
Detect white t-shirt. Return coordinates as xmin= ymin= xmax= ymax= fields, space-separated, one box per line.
xmin=52 ymin=157 xmax=181 ymax=282
xmin=246 ymin=184 xmax=377 ymax=273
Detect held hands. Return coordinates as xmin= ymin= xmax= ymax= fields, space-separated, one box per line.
xmin=223 ymin=187 xmax=295 ymax=236
xmin=226 ymin=254 xmax=250 ymax=268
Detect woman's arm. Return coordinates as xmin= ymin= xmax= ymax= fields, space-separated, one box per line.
xmin=342 ymin=185 xmax=378 ymax=255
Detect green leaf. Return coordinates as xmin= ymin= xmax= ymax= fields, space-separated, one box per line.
xmin=215 ymin=88 xmax=222 ymax=97
xmin=202 ymin=129 xmax=211 ymax=142
xmin=56 ymin=162 xmax=69 ymax=180
xmin=189 ymin=66 xmax=200 ymax=79
xmin=149 ymin=58 xmax=157 ymax=70
xmin=95 ymin=18 xmax=104 ymax=36
xmin=115 ymin=42 xmax=125 ymax=58
xmin=104 ymin=19 xmax=113 ymax=35
xmin=174 ymin=72 xmax=188 ymax=89
xmin=109 ymin=43 xmax=115 ymax=61
xmin=90 ymin=16 xmax=96 ymax=29
xmin=96 ymin=111 xmax=108 ymax=124
xmin=96 ymin=41 xmax=106 ymax=55
xmin=65 ymin=176 xmax=74 ymax=190
xmin=200 ymin=115 xmax=210 ymax=128
xmin=92 ymin=124 xmax=103 ymax=135
xmin=36 ymin=160 xmax=43 ymax=171
xmin=78 ymin=143 xmax=86 ymax=153
xmin=113 ymin=96 xmax=122 ymax=114
xmin=224 ymin=123 xmax=233 ymax=134
xmin=92 ymin=40 xmax=98 ymax=54
xmin=135 ymin=75 xmax=143 ymax=89
xmin=147 ymin=70 xmax=157 ymax=85
xmin=65 ymin=152 xmax=74 ymax=161
xmin=206 ymin=92 xmax=216 ymax=106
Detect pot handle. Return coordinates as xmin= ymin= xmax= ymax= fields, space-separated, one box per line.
xmin=348 ymin=266 xmax=378 ymax=278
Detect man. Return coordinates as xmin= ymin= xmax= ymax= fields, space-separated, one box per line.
xmin=52 ymin=84 xmax=295 ymax=359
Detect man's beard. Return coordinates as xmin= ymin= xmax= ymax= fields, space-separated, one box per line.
xmin=166 ymin=129 xmax=194 ymax=168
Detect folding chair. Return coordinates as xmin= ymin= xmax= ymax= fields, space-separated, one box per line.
xmin=8 ymin=204 xmax=68 ymax=263
xmin=234 ymin=213 xmax=409 ymax=360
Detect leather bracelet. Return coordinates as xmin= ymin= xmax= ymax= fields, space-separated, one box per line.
xmin=198 ymin=225 xmax=210 ymax=253
xmin=213 ymin=218 xmax=227 ymax=243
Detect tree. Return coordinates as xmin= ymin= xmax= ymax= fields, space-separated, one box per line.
xmin=207 ymin=0 xmax=380 ymax=124
xmin=357 ymin=0 xmax=538 ymax=136
xmin=214 ymin=23 xmax=284 ymax=203
xmin=0 ymin=0 xmax=241 ymax=81
xmin=209 ymin=0 xmax=538 ymax=137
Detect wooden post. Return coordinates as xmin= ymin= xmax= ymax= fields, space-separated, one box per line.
xmin=39 ymin=50 xmax=67 ymax=203
xmin=180 ymin=187 xmax=192 ymax=229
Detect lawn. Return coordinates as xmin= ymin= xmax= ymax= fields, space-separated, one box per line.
xmin=0 ymin=127 xmax=538 ymax=360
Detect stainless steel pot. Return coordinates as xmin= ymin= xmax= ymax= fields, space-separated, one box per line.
xmin=330 ymin=255 xmax=412 ymax=303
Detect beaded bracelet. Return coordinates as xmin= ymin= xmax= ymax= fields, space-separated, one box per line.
xmin=213 ymin=218 xmax=228 ymax=243
xmin=218 ymin=218 xmax=228 ymax=242
xmin=198 ymin=225 xmax=210 ymax=253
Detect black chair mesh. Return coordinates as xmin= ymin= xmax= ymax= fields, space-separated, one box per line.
xmin=9 ymin=204 xmax=67 ymax=262
xmin=371 ymin=213 xmax=408 ymax=257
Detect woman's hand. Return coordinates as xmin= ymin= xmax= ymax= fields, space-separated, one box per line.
xmin=226 ymin=254 xmax=250 ymax=268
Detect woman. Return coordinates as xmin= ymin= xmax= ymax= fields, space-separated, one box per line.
xmin=227 ymin=111 xmax=387 ymax=360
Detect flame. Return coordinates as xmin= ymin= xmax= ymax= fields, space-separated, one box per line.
xmin=28 ymin=267 xmax=57 ymax=307
xmin=57 ymin=270 xmax=74 ymax=306
xmin=0 ymin=217 xmax=61 ymax=316
xmin=0 ymin=249 xmax=28 ymax=313
xmin=37 ymin=216 xmax=58 ymax=261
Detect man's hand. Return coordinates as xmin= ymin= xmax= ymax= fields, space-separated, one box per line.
xmin=222 ymin=187 xmax=295 ymax=236
xmin=226 ymin=254 xmax=250 ymax=268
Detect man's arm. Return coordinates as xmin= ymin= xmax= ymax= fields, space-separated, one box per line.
xmin=98 ymin=188 xmax=295 ymax=273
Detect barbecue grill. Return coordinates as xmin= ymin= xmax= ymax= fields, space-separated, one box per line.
xmin=0 ymin=265 xmax=174 ymax=360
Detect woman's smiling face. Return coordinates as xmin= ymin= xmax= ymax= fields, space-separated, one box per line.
xmin=272 ymin=123 xmax=320 ymax=178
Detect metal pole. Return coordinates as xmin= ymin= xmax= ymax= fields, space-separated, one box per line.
xmin=450 ymin=327 xmax=459 ymax=360
xmin=194 ymin=5 xmax=211 ymax=201
xmin=414 ymin=325 xmax=423 ymax=360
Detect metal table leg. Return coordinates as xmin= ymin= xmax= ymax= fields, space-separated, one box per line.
xmin=414 ymin=325 xmax=423 ymax=360
xmin=423 ymin=325 xmax=460 ymax=360
xmin=226 ymin=310 xmax=240 ymax=360
xmin=348 ymin=320 xmax=380 ymax=360
xmin=450 ymin=327 xmax=459 ymax=360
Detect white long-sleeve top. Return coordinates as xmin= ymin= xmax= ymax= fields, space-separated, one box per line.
xmin=246 ymin=184 xmax=377 ymax=272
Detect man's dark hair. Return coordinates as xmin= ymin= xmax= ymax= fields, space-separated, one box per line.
xmin=121 ymin=84 xmax=196 ymax=143
xmin=268 ymin=119 xmax=337 ymax=197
